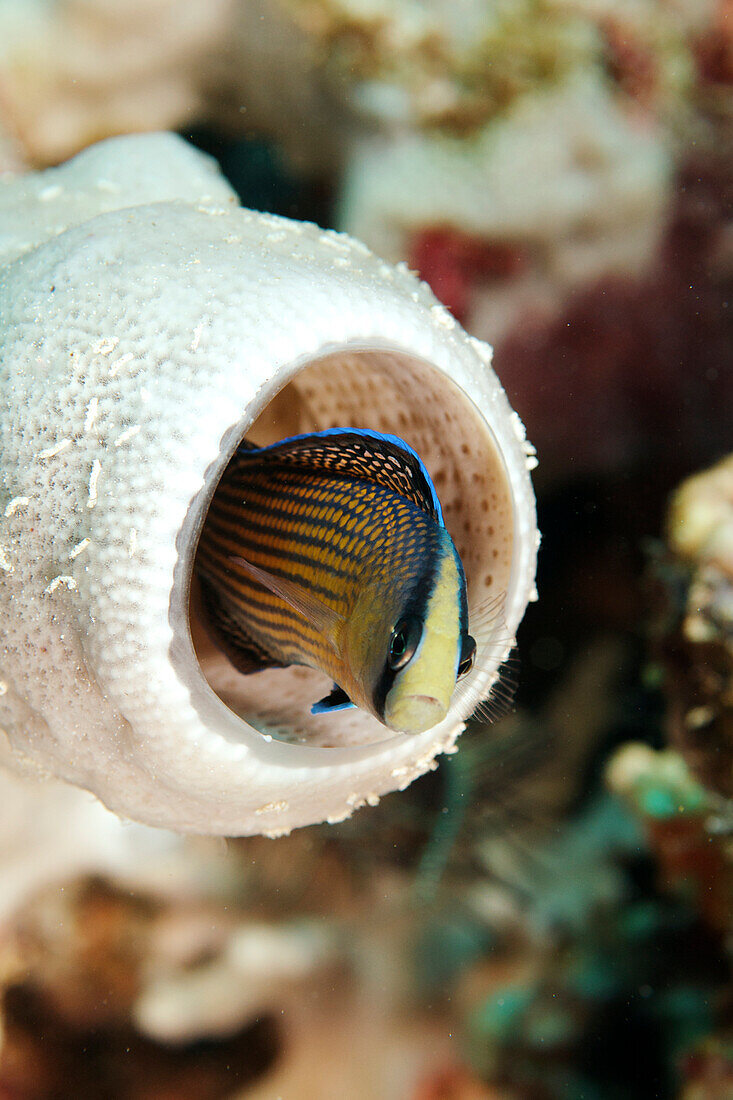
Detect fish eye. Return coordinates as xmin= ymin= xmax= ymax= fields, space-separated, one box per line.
xmin=457 ymin=634 xmax=476 ymax=678
xmin=388 ymin=617 xmax=422 ymax=671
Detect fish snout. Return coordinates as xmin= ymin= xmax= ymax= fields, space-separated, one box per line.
xmin=385 ymin=693 xmax=449 ymax=735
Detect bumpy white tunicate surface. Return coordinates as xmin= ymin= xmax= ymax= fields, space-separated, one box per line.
xmin=0 ymin=132 xmax=538 ymax=836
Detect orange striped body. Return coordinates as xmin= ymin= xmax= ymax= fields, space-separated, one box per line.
xmin=196 ymin=458 xmax=441 ymax=699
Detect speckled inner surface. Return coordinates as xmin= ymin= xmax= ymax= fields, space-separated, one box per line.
xmin=192 ymin=348 xmax=514 ymax=748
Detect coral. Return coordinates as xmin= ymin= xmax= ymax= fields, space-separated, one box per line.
xmin=679 ymin=1038 xmax=733 ymax=1099
xmin=0 ymin=855 xmax=486 ymax=1099
xmin=653 ymin=455 xmax=733 ymax=799
xmin=606 ymin=744 xmax=731 ymax=934
xmin=0 ymin=0 xmax=231 ymax=166
xmin=340 ymin=74 xmax=671 ymax=333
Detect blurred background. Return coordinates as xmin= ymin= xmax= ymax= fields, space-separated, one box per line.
xmin=0 ymin=1 xmax=730 ymax=1097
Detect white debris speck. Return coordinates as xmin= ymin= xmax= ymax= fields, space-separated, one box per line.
xmin=0 ymin=681 xmax=7 ymax=696
xmin=109 ymin=352 xmax=134 ymax=377
xmin=686 ymin=705 xmax=714 ymax=730
xmin=0 ymin=545 xmax=13 ymax=573
xmin=469 ymin=335 xmax=493 ymax=365
xmin=416 ymin=750 xmax=440 ymax=772
xmin=321 ymin=232 xmax=350 ymax=252
xmin=39 ymin=184 xmax=62 ymax=202
xmin=326 ymin=809 xmax=351 ymax=824
xmin=96 ymin=178 xmax=119 ymax=193
xmin=114 ymin=425 xmax=141 ymax=448
xmin=346 ymin=235 xmax=370 ymax=256
xmin=92 ymin=336 xmax=120 ymax=356
xmin=189 ymin=322 xmax=204 ymax=352
xmin=38 ymin=438 xmax=71 ymax=460
xmin=431 ymin=304 xmax=455 ymax=329
xmin=128 ymin=528 xmax=138 ymax=557
xmin=69 ymin=537 xmax=91 ymax=559
xmin=44 ymin=575 xmax=77 ymax=595
xmin=390 ymin=765 xmax=410 ymax=779
xmin=254 ymin=800 xmax=289 ymax=815
xmin=84 ymin=396 xmax=99 ymax=433
xmin=4 ymin=496 xmax=30 ymax=518
xmin=87 ymin=460 xmax=102 ymax=509
xmin=509 ymin=411 xmax=526 ymax=441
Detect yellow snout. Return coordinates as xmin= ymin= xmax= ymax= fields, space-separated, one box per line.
xmin=384 ymin=693 xmax=449 ymax=735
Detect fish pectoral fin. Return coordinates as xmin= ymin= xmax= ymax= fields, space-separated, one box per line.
xmin=228 ymin=555 xmax=344 ymax=651
xmin=311 ymin=684 xmax=355 ymax=715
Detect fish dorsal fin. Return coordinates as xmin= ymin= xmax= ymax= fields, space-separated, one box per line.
xmin=236 ymin=428 xmax=444 ymax=524
xmin=229 ymin=554 xmax=344 ymax=651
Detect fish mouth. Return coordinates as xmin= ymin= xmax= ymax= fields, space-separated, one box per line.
xmin=385 ymin=694 xmax=448 ymax=735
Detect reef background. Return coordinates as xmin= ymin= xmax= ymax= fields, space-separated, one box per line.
xmin=0 ymin=2 xmax=730 ymax=1097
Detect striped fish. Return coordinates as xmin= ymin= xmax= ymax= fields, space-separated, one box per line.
xmin=195 ymin=428 xmax=476 ymax=735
